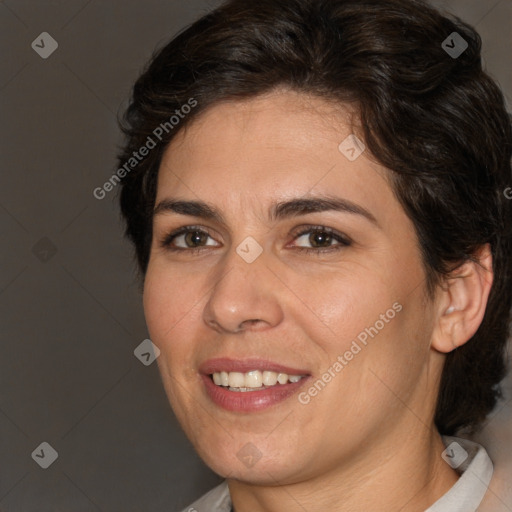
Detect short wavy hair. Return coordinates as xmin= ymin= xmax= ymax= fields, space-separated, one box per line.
xmin=117 ymin=0 xmax=512 ymax=435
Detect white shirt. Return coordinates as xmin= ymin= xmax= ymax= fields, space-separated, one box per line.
xmin=180 ymin=436 xmax=493 ymax=512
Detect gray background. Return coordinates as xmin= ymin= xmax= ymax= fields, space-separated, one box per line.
xmin=0 ymin=1 xmax=511 ymax=511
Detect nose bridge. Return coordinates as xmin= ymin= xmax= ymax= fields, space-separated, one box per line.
xmin=203 ymin=241 xmax=283 ymax=333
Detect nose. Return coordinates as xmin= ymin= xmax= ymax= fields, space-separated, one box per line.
xmin=202 ymin=248 xmax=284 ymax=334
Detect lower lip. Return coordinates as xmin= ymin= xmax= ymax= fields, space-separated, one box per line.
xmin=201 ymin=374 xmax=310 ymax=412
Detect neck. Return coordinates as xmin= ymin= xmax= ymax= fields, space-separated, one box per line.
xmin=228 ymin=427 xmax=459 ymax=512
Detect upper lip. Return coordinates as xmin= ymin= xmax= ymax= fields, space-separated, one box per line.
xmin=199 ymin=358 xmax=310 ymax=376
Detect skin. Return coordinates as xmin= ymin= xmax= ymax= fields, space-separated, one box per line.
xmin=143 ymin=89 xmax=493 ymax=511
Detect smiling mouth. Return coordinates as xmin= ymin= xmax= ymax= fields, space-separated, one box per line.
xmin=210 ymin=370 xmax=306 ymax=392
xmin=200 ymin=358 xmax=311 ymax=411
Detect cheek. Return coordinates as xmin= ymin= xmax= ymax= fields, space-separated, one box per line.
xmin=143 ymin=265 xmax=200 ymax=344
xmin=293 ymin=269 xmax=394 ymax=345
xmin=299 ymin=267 xmax=429 ymax=392
xmin=143 ymin=278 xmax=170 ymax=343
xmin=143 ymin=265 xmax=214 ymax=401
xmin=143 ymin=269 xmax=201 ymax=409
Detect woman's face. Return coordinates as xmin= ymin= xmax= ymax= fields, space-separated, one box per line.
xmin=143 ymin=90 xmax=443 ymax=484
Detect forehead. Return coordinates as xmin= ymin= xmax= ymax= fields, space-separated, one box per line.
xmin=155 ymin=91 xmax=400 ymax=225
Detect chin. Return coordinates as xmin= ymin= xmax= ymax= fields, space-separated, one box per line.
xmin=208 ymin=458 xmax=303 ymax=486
xmin=193 ymin=433 xmax=307 ymax=485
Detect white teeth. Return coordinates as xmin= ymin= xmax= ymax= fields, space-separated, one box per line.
xmin=262 ymin=371 xmax=278 ymax=386
xmin=245 ymin=370 xmax=263 ymax=388
xmin=211 ymin=370 xmax=304 ymax=390
xmin=277 ymin=373 xmax=288 ymax=384
xmin=228 ymin=372 xmax=245 ymax=388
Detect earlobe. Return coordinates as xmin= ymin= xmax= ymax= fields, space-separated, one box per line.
xmin=431 ymin=244 xmax=493 ymax=354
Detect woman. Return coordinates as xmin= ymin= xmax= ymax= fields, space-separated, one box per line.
xmin=117 ymin=0 xmax=512 ymax=510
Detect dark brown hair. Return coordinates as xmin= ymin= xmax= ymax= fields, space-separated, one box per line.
xmin=117 ymin=0 xmax=512 ymax=435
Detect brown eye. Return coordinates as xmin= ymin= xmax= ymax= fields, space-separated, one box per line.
xmin=161 ymin=226 xmax=219 ymax=251
xmin=183 ymin=230 xmax=209 ymax=248
xmin=291 ymin=226 xmax=351 ymax=253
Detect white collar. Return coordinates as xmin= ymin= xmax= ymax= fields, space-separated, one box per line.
xmin=425 ymin=436 xmax=493 ymax=511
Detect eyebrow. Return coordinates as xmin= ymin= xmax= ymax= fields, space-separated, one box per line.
xmin=153 ymin=195 xmax=379 ymax=227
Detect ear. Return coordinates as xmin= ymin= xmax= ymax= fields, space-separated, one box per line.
xmin=431 ymin=244 xmax=493 ymax=354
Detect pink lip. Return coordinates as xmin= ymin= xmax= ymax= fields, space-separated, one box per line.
xmin=199 ymin=358 xmax=311 ymax=413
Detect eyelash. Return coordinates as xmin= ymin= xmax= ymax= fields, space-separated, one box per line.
xmin=159 ymin=225 xmax=352 ymax=254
